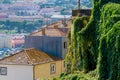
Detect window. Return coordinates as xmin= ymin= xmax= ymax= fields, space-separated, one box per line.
xmin=0 ymin=67 xmax=7 ymax=75
xmin=50 ymin=63 xmax=56 ymax=74
xmin=64 ymin=42 xmax=67 ymax=49
xmin=64 ymin=61 xmax=66 ymax=67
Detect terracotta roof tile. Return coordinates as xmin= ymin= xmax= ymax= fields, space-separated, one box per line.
xmin=31 ymin=21 xmax=69 ymax=37
xmin=31 ymin=28 xmax=69 ymax=37
xmin=0 ymin=48 xmax=61 ymax=65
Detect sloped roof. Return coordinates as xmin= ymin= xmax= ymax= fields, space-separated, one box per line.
xmin=31 ymin=21 xmax=69 ymax=37
xmin=31 ymin=28 xmax=68 ymax=37
xmin=0 ymin=48 xmax=60 ymax=65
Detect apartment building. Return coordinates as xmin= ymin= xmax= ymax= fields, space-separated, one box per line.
xmin=0 ymin=35 xmax=12 ymax=48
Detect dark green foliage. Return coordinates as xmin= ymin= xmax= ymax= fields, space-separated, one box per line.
xmin=59 ymin=73 xmax=68 ymax=78
xmin=98 ymin=36 xmax=108 ymax=79
xmin=66 ymin=16 xmax=90 ymax=73
xmin=79 ymin=0 xmax=120 ymax=77
xmin=98 ymin=3 xmax=120 ymax=80
xmin=71 ymin=17 xmax=89 ymax=72
xmin=66 ymin=0 xmax=120 ymax=80
xmin=59 ymin=73 xmax=87 ymax=80
xmin=1 ymin=0 xmax=17 ymax=4
xmin=0 ymin=20 xmax=43 ymax=33
xmin=56 ymin=70 xmax=97 ymax=80
xmin=2 ymin=0 xmax=12 ymax=4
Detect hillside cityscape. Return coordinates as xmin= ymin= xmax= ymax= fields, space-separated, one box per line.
xmin=1 ymin=0 xmax=120 ymax=80
xmin=0 ymin=0 xmax=92 ymax=59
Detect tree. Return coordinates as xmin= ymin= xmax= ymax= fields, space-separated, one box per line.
xmin=2 ymin=0 xmax=11 ymax=4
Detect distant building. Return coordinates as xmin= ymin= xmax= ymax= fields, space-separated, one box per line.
xmin=0 ymin=35 xmax=12 ymax=48
xmin=39 ymin=8 xmax=60 ymax=16
xmin=0 ymin=2 xmax=42 ymax=21
xmin=25 ymin=21 xmax=69 ymax=59
xmin=0 ymin=48 xmax=65 ymax=80
xmin=12 ymin=34 xmax=25 ymax=48
xmin=33 ymin=0 xmax=47 ymax=3
xmin=0 ymin=4 xmax=10 ymax=11
xmin=72 ymin=9 xmax=92 ymax=16
xmin=8 ymin=2 xmax=40 ymax=16
xmin=51 ymin=15 xmax=71 ymax=23
xmin=0 ymin=13 xmax=8 ymax=18
xmin=16 ymin=0 xmax=33 ymax=3
xmin=40 ymin=3 xmax=55 ymax=8
xmin=25 ymin=36 xmax=67 ymax=59
xmin=72 ymin=0 xmax=92 ymax=16
xmin=8 ymin=15 xmax=43 ymax=21
xmin=47 ymin=0 xmax=56 ymax=3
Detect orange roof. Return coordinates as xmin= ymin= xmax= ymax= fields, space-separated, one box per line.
xmin=31 ymin=28 xmax=68 ymax=37
xmin=0 ymin=48 xmax=60 ymax=65
xmin=31 ymin=21 xmax=69 ymax=37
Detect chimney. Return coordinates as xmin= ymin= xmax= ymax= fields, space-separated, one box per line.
xmin=54 ymin=25 xmax=58 ymax=29
xmin=42 ymin=28 xmax=45 ymax=35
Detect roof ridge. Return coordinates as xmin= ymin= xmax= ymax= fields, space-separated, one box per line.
xmin=0 ymin=48 xmax=61 ymax=65
xmin=57 ymin=28 xmax=66 ymax=36
xmin=0 ymin=50 xmax=23 ymax=61
xmin=24 ymin=50 xmax=33 ymax=65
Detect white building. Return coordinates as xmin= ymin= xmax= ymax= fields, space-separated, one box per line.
xmin=0 ymin=65 xmax=33 ymax=80
xmin=0 ymin=48 xmax=65 ymax=80
xmin=0 ymin=35 xmax=12 ymax=48
xmin=16 ymin=0 xmax=33 ymax=3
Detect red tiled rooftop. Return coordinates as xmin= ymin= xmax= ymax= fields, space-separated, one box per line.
xmin=31 ymin=28 xmax=68 ymax=37
xmin=0 ymin=48 xmax=60 ymax=65
xmin=31 ymin=21 xmax=69 ymax=37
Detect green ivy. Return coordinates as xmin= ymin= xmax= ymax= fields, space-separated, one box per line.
xmin=66 ymin=0 xmax=120 ymax=80
xmin=66 ymin=16 xmax=90 ymax=73
xmin=98 ymin=3 xmax=120 ymax=80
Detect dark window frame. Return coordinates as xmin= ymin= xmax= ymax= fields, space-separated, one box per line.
xmin=64 ymin=61 xmax=66 ymax=68
xmin=0 ymin=67 xmax=7 ymax=76
xmin=64 ymin=42 xmax=67 ymax=49
xmin=50 ymin=63 xmax=56 ymax=74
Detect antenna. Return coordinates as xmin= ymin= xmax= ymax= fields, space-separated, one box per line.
xmin=62 ymin=15 xmax=67 ymax=27
xmin=78 ymin=0 xmax=80 ymax=10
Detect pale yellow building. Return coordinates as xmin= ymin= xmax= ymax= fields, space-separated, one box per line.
xmin=0 ymin=48 xmax=66 ymax=80
xmin=35 ymin=60 xmax=65 ymax=79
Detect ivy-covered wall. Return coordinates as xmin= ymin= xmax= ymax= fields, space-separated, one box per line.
xmin=98 ymin=3 xmax=120 ymax=80
xmin=66 ymin=0 xmax=120 ymax=80
xmin=66 ymin=16 xmax=90 ymax=73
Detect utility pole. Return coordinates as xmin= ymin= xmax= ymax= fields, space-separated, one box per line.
xmin=78 ymin=0 xmax=80 ymax=10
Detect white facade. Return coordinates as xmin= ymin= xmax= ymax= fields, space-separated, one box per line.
xmin=0 ymin=64 xmax=33 ymax=80
xmin=0 ymin=36 xmax=12 ymax=48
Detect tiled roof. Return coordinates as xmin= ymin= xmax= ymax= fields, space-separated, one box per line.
xmin=31 ymin=28 xmax=68 ymax=37
xmin=0 ymin=48 xmax=60 ymax=65
xmin=31 ymin=22 xmax=69 ymax=37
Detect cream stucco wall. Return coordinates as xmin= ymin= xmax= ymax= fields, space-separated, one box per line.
xmin=34 ymin=60 xmax=66 ymax=80
xmin=0 ymin=64 xmax=33 ymax=80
